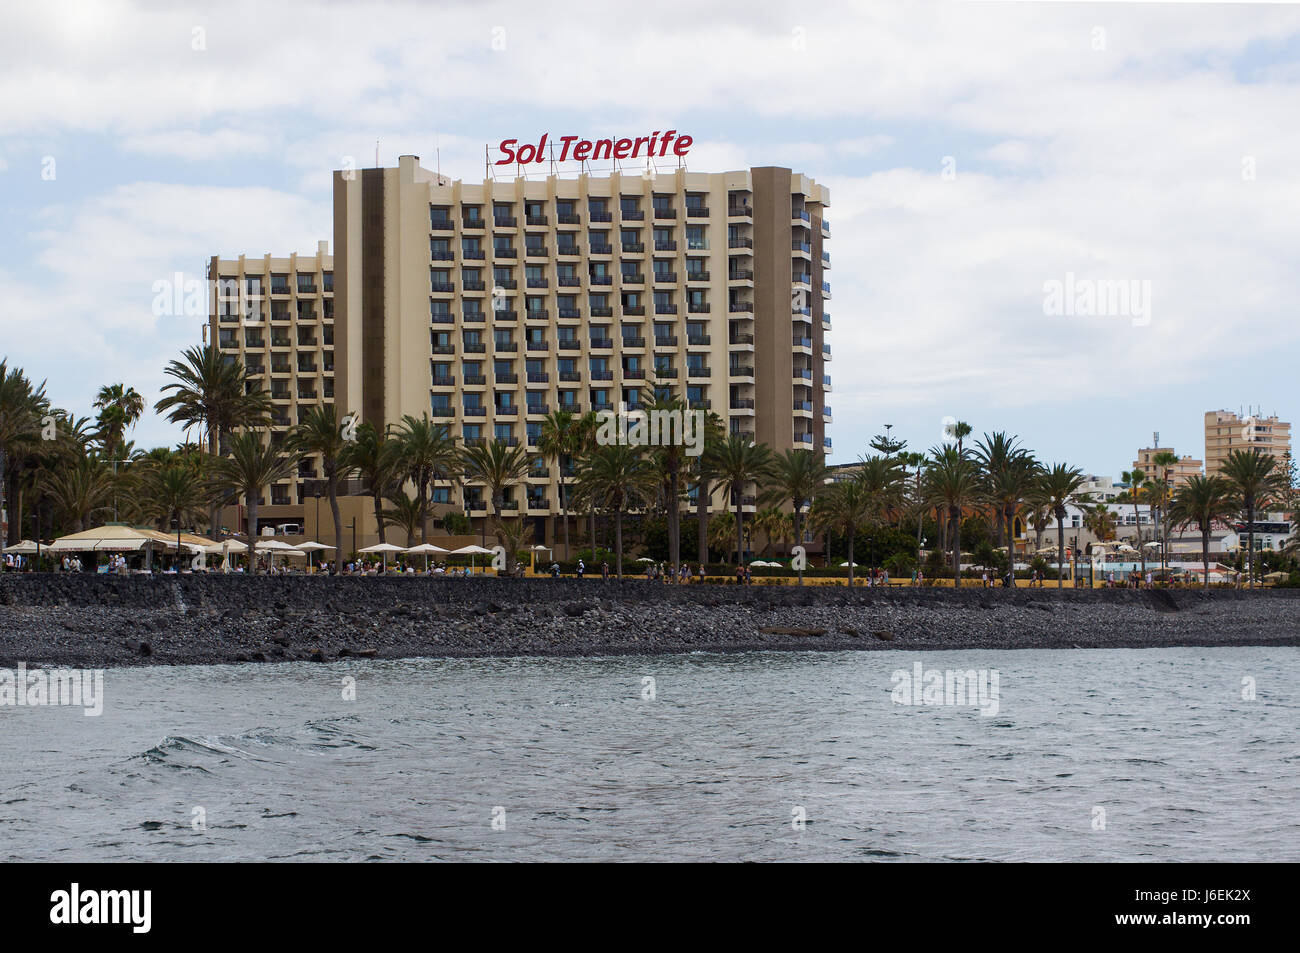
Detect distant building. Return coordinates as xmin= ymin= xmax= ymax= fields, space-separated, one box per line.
xmin=1205 ymin=409 xmax=1292 ymax=474
xmin=1132 ymin=447 xmax=1202 ymax=487
xmin=1079 ymin=473 xmax=1124 ymax=502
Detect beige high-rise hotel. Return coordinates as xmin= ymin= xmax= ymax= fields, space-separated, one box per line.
xmin=210 ymin=155 xmax=832 ymax=545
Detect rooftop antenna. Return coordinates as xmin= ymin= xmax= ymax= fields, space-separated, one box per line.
xmin=375 ymin=140 xmax=379 ymax=168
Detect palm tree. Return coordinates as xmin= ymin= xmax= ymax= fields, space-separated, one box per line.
xmin=155 ymin=344 xmax=271 ymax=538
xmin=1120 ymin=468 xmax=1148 ymax=573
xmin=288 ymin=405 xmax=354 ymax=573
xmin=1036 ymin=463 xmax=1087 ymax=588
xmin=1149 ymin=451 xmax=1180 ymax=571
xmin=1219 ymin=448 xmax=1286 ymax=587
xmin=380 ymin=490 xmax=424 ymax=548
xmin=537 ymin=409 xmax=582 ymax=560
xmin=689 ymin=412 xmax=726 ymax=566
xmin=641 ymin=386 xmax=691 ymax=575
xmin=854 ymin=454 xmax=906 ymax=568
xmin=764 ymin=448 xmax=828 ymax=584
xmin=93 ymin=383 xmax=146 ymax=456
xmin=708 ymin=434 xmax=772 ymax=565
xmin=208 ymin=431 xmax=298 ymax=572
xmin=395 ymin=413 xmax=458 ymax=544
xmin=923 ymin=445 xmax=979 ymax=583
xmin=974 ymin=432 xmax=1037 ymax=566
xmin=45 ymin=454 xmax=116 ymax=534
xmin=812 ymin=476 xmax=872 ymax=585
xmin=574 ymin=444 xmax=656 ymax=578
xmin=0 ymin=359 xmax=50 ymax=549
xmin=1169 ymin=475 xmax=1236 ymax=588
xmin=950 ymin=420 xmax=973 ymax=455
xmin=900 ymin=450 xmax=928 ymax=552
xmin=137 ymin=460 xmax=210 ymax=561
xmin=341 ymin=421 xmax=404 ymax=547
xmin=458 ymin=438 xmax=533 ymax=571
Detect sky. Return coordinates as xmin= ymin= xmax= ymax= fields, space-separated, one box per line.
xmin=2 ymin=0 xmax=1299 ymax=478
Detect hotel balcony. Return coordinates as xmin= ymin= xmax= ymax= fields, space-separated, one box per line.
xmin=463 ymin=406 xmax=488 ymax=418
xmin=621 ymin=336 xmax=646 ymax=348
xmin=526 ymin=309 xmax=549 ymax=322
xmin=431 ymin=281 xmax=455 ymax=293
xmin=727 ymin=205 xmax=753 ymax=219
xmin=494 ymin=216 xmax=517 ymax=228
xmin=792 ymin=240 xmax=812 ymax=258
xmin=462 ymin=312 xmax=485 ymax=324
xmin=431 ymin=375 xmax=456 ymax=388
xmin=687 ymin=302 xmax=710 ymax=314
xmin=526 ymin=371 xmax=549 ymax=385
xmin=654 ymin=240 xmax=677 ymax=252
xmin=685 ymin=270 xmax=710 ymax=283
xmin=621 ymin=305 xmax=645 ymax=317
xmin=526 ymin=340 xmax=550 ymax=352
xmin=463 ymin=374 xmax=487 ymax=386
xmin=526 ymin=214 xmax=549 ymax=227
xmin=623 ymin=273 xmax=646 ymax=286
xmin=590 ymin=338 xmax=614 ymax=350
xmin=729 ymin=332 xmax=755 ymax=347
xmin=728 ymin=237 xmax=753 ymax=250
xmin=430 ymin=406 xmax=456 ymax=419
xmin=653 ymin=272 xmax=677 ymax=284
xmin=793 ymin=336 xmax=813 ymax=353
xmin=432 ymin=344 xmax=457 ymax=355
xmin=653 ymin=335 xmax=678 ymax=348
xmin=620 ymin=208 xmax=645 ymax=221
xmin=729 ymin=301 xmax=754 ymax=313
xmin=655 ymin=304 xmax=677 ymax=315
xmin=686 ymin=366 xmax=711 ymax=379
xmin=822 ymin=251 xmax=831 ymax=269
xmin=495 ymin=372 xmax=519 ymax=384
xmin=589 ymin=243 xmax=613 ymax=256
xmin=685 ymin=206 xmax=709 ymax=219
xmin=729 ymin=364 xmax=755 ymax=379
xmin=557 ymin=245 xmax=581 ymax=257
xmin=622 ymin=242 xmax=645 ymax=254
xmin=493 ymin=309 xmax=518 ymax=322
xmin=686 ymin=334 xmax=711 ymax=347
xmin=823 ymin=406 xmax=833 ymax=423
xmin=464 ymin=342 xmax=487 ymax=354
xmin=653 ymin=207 xmax=677 ymax=220
xmin=730 ymin=397 xmax=756 ymax=413
xmin=493 ymin=248 xmax=518 ymax=259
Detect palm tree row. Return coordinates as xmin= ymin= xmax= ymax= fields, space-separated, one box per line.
xmin=3 ymin=353 xmax=1294 ymax=586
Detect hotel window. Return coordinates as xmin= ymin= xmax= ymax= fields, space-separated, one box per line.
xmin=591 ymin=388 xmax=610 ymax=408
xmin=431 ymin=300 xmax=451 ymax=318
xmin=526 ymin=358 xmax=545 ymax=376
xmin=526 ymin=422 xmax=542 ymax=444
xmin=463 ymin=424 xmax=482 ymax=442
xmin=620 ymin=228 xmax=640 ymax=246
xmin=556 ymin=263 xmax=577 ymax=282
xmin=216 ymin=276 xmax=237 ymax=297
xmin=493 ymin=329 xmax=513 ymax=348
xmin=653 ymin=259 xmax=672 ymax=277
xmin=322 ymin=271 xmax=333 ymax=292
xmin=431 ymin=393 xmax=451 ymax=411
xmin=590 ymin=357 xmax=609 ymax=374
xmin=558 ymin=358 xmax=576 ymax=375
xmin=685 ymin=258 xmax=706 ymax=278
xmin=525 ymin=200 xmax=545 ymax=220
xmin=619 ymin=196 xmax=640 ymax=214
xmin=270 ymin=274 xmax=290 ymax=294
xmin=432 ymin=361 xmax=452 ymax=381
xmin=620 ymin=261 xmax=640 ymax=278
xmin=431 ymin=487 xmax=451 ymax=504
xmin=623 ymin=387 xmax=640 ymax=408
xmin=688 ymin=289 xmax=707 ymax=310
xmin=463 ymin=330 xmax=483 ymax=347
xmin=464 ymin=391 xmax=483 ymax=409
xmin=558 ymin=390 xmax=578 ymax=408
xmin=244 ymin=276 xmax=262 ymax=295
xmin=653 ymin=291 xmax=672 ymax=311
xmin=590 ymin=293 xmax=610 ymax=310
xmin=591 ymin=261 xmax=610 ymax=279
xmin=685 ymin=193 xmax=706 ymax=211
xmin=653 ymin=323 xmax=673 ymax=341
xmin=654 ymin=354 xmax=672 ymax=372
xmin=496 ymin=390 xmax=515 ymax=409
xmin=525 ymin=327 xmax=545 ymax=346
xmin=432 ymin=330 xmax=452 ymax=349
xmin=686 ymin=353 xmax=706 ymax=371
xmin=431 ymin=238 xmax=452 ymax=259
xmin=493 ymin=202 xmax=514 ymax=222
xmin=492 ymin=265 xmax=514 ymax=287
xmin=493 ymin=235 xmax=515 ymax=252
xmin=686 ymin=226 xmax=707 ymax=250
xmin=590 ymin=230 xmax=611 ymax=252
xmin=525 ymin=295 xmax=546 ymax=317
xmin=622 ymin=292 xmax=641 ymax=308
xmin=654 ymin=385 xmax=672 ymax=402
xmin=524 ymin=233 xmax=546 ymax=252
xmin=463 ymin=205 xmax=483 ymax=224
xmin=462 ymin=237 xmax=483 ymax=255
xmin=557 ymin=232 xmax=580 ymax=253
xmin=463 ymin=300 xmax=483 ymax=318
xmin=556 ymin=199 xmax=576 ymax=220
xmin=430 ymin=206 xmax=452 ymax=227
xmin=589 ymin=198 xmax=609 ymax=218
xmin=495 ymin=423 xmax=514 ymax=442
xmin=687 ymin=385 xmax=704 ymax=404
xmin=557 ymin=326 xmax=577 ymax=343
xmin=558 ymin=295 xmax=578 ymax=317
xmin=621 ymin=324 xmax=640 ymax=342
xmin=525 ymin=264 xmax=546 ymax=287
xmin=652 ymin=194 xmax=673 ymax=214
xmin=431 ymin=267 xmax=452 ymax=289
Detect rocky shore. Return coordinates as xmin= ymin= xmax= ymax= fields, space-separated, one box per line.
xmin=0 ymin=574 xmax=1297 ymax=669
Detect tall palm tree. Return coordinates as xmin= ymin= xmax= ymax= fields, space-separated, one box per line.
xmin=0 ymin=359 xmax=50 ymax=549
xmin=1120 ymin=467 xmax=1148 ymax=573
xmin=974 ymin=432 xmax=1036 ymax=566
xmin=341 ymin=421 xmax=404 ymax=547
xmin=395 ymin=413 xmax=458 ymax=544
xmin=1149 ymin=451 xmax=1180 ymax=571
xmin=288 ymin=405 xmax=354 ymax=573
xmin=537 ymin=409 xmax=582 ymax=560
xmin=764 ymin=448 xmax=828 ymax=584
xmin=458 ymin=438 xmax=533 ymax=571
xmin=900 ymin=450 xmax=928 ymax=552
xmin=923 ymin=445 xmax=979 ymax=583
xmin=93 ymin=383 xmax=146 ymax=457
xmin=708 ymin=434 xmax=772 ymax=565
xmin=574 ymin=444 xmax=656 ymax=578
xmin=641 ymin=386 xmax=691 ymax=575
xmin=1169 ymin=475 xmax=1236 ymax=588
xmin=208 ymin=431 xmax=298 ymax=573
xmin=1219 ymin=448 xmax=1286 ymax=587
xmin=854 ymin=454 xmax=906 ymax=568
xmin=812 ymin=475 xmax=872 ymax=585
xmin=1036 ymin=463 xmax=1087 ymax=589
xmin=689 ymin=412 xmax=726 ymax=566
xmin=155 ymin=344 xmax=271 ymax=539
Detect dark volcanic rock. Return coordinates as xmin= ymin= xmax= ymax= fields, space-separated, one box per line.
xmin=0 ymin=574 xmax=1297 ymax=669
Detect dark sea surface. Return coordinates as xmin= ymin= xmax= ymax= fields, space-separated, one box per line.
xmin=2 ymin=647 xmax=1296 ymax=861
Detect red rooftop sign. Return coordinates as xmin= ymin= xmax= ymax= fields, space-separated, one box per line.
xmin=494 ymin=131 xmax=694 ymax=166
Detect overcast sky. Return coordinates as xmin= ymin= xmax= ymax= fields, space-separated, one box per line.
xmin=3 ymin=0 xmax=1298 ymax=475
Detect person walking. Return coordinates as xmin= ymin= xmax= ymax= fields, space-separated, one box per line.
xmin=601 ymin=560 xmax=609 ymax=582
xmin=576 ymin=558 xmax=585 ymax=579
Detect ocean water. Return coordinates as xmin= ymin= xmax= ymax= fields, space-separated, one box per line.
xmin=1 ymin=648 xmax=1296 ymax=862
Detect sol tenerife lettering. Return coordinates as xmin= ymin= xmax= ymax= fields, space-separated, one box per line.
xmin=495 ymin=131 xmax=693 ymax=166
xmin=50 ymin=884 xmax=152 ymax=934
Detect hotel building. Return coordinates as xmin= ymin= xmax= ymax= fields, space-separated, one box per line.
xmin=1204 ymin=410 xmax=1292 ymax=475
xmin=328 ymin=155 xmax=832 ymax=542
xmin=207 ymin=243 xmax=336 ymax=530
xmin=1131 ymin=447 xmax=1203 ymax=487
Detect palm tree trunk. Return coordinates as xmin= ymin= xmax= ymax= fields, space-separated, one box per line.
xmin=559 ymin=475 xmax=571 ymax=560
xmin=668 ymin=470 xmax=680 ymax=575
xmin=328 ymin=476 xmax=343 ymax=575
xmin=1201 ymin=526 xmax=1210 ymax=589
xmin=1134 ymin=500 xmax=1145 ymax=574
xmin=696 ymin=478 xmax=709 ymax=567
xmin=373 ymin=492 xmax=386 ymax=546
xmin=951 ymin=506 xmax=962 ymax=585
xmin=735 ymin=506 xmax=745 ymax=566
xmin=207 ymin=425 xmax=221 ymax=541
xmin=795 ymin=508 xmax=805 ymax=586
xmin=1245 ymin=499 xmax=1255 ymax=588
xmin=1057 ymin=517 xmax=1065 ymax=589
xmin=615 ymin=506 xmax=624 ymax=579
xmin=247 ymin=492 xmax=259 ymax=574
xmin=847 ymin=527 xmax=855 ymax=587
xmin=419 ymin=478 xmax=430 ymax=544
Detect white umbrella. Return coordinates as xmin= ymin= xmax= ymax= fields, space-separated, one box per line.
xmin=296 ymin=540 xmax=334 ymax=571
xmin=405 ymin=542 xmax=449 ymax=571
xmin=359 ymin=541 xmax=404 ymax=572
xmin=449 ymin=543 xmax=494 ymax=571
xmin=5 ymin=540 xmax=40 ymax=555
xmin=840 ymin=561 xmax=859 ymax=567
xmin=635 ymin=557 xmax=654 ymax=562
